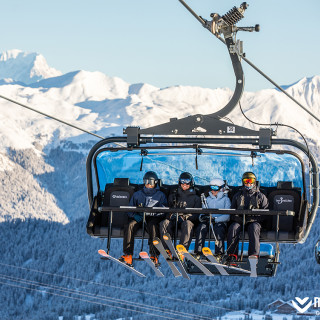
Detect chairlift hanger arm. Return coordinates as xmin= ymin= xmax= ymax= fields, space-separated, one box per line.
xmin=178 ymin=0 xmax=320 ymax=123
xmin=133 ymin=2 xmax=258 ymax=139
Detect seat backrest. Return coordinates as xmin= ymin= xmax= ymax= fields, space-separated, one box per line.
xmin=268 ymin=181 xmax=301 ymax=232
xmin=102 ymin=178 xmax=136 ymax=227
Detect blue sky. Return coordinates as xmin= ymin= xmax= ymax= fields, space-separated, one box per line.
xmin=1 ymin=0 xmax=319 ymax=91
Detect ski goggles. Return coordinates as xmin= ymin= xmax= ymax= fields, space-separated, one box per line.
xmin=179 ymin=179 xmax=191 ymax=185
xmin=243 ymin=178 xmax=255 ymax=184
xmin=143 ymin=178 xmax=156 ymax=186
xmin=210 ymin=185 xmax=224 ymax=191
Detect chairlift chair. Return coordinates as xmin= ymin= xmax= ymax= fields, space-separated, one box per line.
xmin=86 ymin=1 xmax=319 ymax=277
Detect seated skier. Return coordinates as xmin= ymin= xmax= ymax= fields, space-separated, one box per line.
xmin=226 ymin=171 xmax=268 ymax=266
xmin=119 ymin=171 xmax=167 ymax=267
xmin=194 ymin=178 xmax=231 ymax=260
xmin=160 ymin=172 xmax=201 ymax=258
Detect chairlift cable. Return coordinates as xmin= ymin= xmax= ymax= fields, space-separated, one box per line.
xmin=178 ymin=0 xmax=320 ymax=124
xmin=238 ymin=100 xmax=311 ymax=160
xmin=0 ymin=279 xmax=178 ymax=320
xmin=0 ymin=94 xmax=104 ymax=140
xmin=0 ymin=94 xmax=126 ymax=148
xmin=0 ymin=273 xmax=211 ymax=320
xmin=238 ymin=100 xmax=313 ymax=199
xmin=0 ymin=262 xmax=243 ymax=313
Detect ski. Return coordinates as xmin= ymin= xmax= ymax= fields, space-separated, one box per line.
xmin=153 ymin=238 xmax=182 ymax=278
xmin=163 ymin=233 xmax=190 ymax=280
xmin=98 ymin=250 xmax=146 ymax=278
xmin=139 ymin=252 xmax=164 ymax=277
xmin=201 ymin=248 xmax=229 ymax=275
xmin=202 ymin=247 xmax=251 ymax=275
xmin=248 ymin=255 xmax=258 ymax=277
xmin=176 ymin=244 xmax=214 ymax=277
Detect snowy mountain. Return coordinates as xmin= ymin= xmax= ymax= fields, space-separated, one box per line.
xmin=0 ymin=49 xmax=319 ymax=223
xmin=0 ymin=49 xmax=62 ymax=84
xmin=0 ymin=49 xmax=320 ymax=320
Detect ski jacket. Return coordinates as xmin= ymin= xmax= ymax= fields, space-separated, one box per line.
xmin=202 ymin=191 xmax=231 ymax=223
xmin=167 ymin=186 xmax=201 ymax=220
xmin=128 ymin=186 xmax=168 ymax=219
xmin=231 ymin=186 xmax=269 ymax=224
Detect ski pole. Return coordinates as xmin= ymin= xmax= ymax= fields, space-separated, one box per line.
xmin=140 ymin=212 xmax=146 ymax=252
xmin=208 ymin=214 xmax=212 ymax=248
xmin=210 ymin=221 xmax=219 ymax=246
xmin=174 ymin=212 xmax=179 ymax=249
xmin=240 ymin=214 xmax=245 ymax=261
xmin=107 ymin=210 xmax=113 ymax=254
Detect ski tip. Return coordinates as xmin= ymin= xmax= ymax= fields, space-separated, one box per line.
xmin=163 ymin=235 xmax=169 ymax=241
xmin=176 ymin=244 xmax=187 ymax=253
xmin=202 ymin=247 xmax=212 ymax=255
xmin=98 ymin=249 xmax=107 ymax=256
xmin=139 ymin=252 xmax=149 ymax=259
xmin=153 ymin=239 xmax=160 ymax=245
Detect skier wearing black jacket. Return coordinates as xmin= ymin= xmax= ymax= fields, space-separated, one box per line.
xmin=119 ymin=171 xmax=167 ymax=267
xmin=160 ymin=172 xmax=201 ymax=254
xmin=226 ymin=172 xmax=268 ymax=265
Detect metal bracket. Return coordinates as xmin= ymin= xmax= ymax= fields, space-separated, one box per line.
xmin=259 ymin=128 xmax=274 ymax=150
xmin=123 ymin=126 xmax=140 ymax=147
xmin=229 ymin=40 xmax=243 ymax=56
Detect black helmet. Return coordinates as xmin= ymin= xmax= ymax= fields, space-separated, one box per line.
xmin=179 ymin=172 xmax=194 ymax=187
xmin=143 ymin=171 xmax=159 ymax=187
xmin=242 ymin=172 xmax=256 ymax=185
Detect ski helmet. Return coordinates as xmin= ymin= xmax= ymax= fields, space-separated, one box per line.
xmin=179 ymin=172 xmax=194 ymax=187
xmin=143 ymin=171 xmax=159 ymax=187
xmin=242 ymin=172 xmax=256 ymax=188
xmin=209 ymin=178 xmax=225 ymax=191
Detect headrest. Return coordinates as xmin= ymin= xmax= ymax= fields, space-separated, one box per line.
xmin=277 ymin=181 xmax=294 ymax=189
xmin=113 ymin=178 xmax=130 ymax=186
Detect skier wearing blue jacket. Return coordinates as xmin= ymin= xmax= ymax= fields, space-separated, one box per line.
xmin=119 ymin=171 xmax=167 ymax=267
xmin=194 ymin=178 xmax=231 ymax=258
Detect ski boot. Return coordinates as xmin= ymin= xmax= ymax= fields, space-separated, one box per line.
xmin=150 ymin=256 xmax=161 ymax=268
xmin=119 ymin=254 xmax=133 ymax=267
xmin=165 ymin=249 xmax=173 ymax=260
xmin=192 ymin=252 xmax=201 ymax=260
xmin=224 ymin=254 xmax=238 ymax=267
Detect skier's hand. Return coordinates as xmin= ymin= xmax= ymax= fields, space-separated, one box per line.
xmin=199 ymin=214 xmax=210 ymax=223
xmin=169 ymin=213 xmax=177 ymax=221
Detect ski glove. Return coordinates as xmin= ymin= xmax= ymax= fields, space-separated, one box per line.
xmin=199 ymin=214 xmax=214 ymax=223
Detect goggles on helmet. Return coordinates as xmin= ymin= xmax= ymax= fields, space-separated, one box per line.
xmin=180 ymin=179 xmax=191 ymax=185
xmin=210 ymin=185 xmax=224 ymax=191
xmin=144 ymin=178 xmax=156 ymax=186
xmin=243 ymin=178 xmax=255 ymax=184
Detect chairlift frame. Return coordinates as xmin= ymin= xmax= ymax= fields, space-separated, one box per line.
xmin=86 ymin=1 xmax=319 ymax=276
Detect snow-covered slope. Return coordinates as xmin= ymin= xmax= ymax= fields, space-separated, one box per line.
xmin=0 ymin=60 xmax=319 ymax=155
xmin=0 ymin=49 xmax=319 ymax=223
xmin=0 ymin=49 xmax=62 ymax=84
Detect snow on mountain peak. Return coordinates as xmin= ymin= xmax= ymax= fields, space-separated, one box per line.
xmin=0 ymin=49 xmax=62 ymax=84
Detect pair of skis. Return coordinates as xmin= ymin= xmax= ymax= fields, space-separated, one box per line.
xmin=98 ymin=249 xmax=165 ymax=278
xmin=98 ymin=235 xmax=257 ymax=277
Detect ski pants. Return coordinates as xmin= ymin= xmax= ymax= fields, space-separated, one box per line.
xmin=227 ymin=221 xmax=261 ymax=257
xmin=123 ymin=216 xmax=163 ymax=257
xmin=194 ymin=222 xmax=227 ymax=255
xmin=160 ymin=218 xmax=197 ymax=250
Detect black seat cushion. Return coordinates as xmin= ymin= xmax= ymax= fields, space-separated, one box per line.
xmin=268 ymin=189 xmax=301 ymax=232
